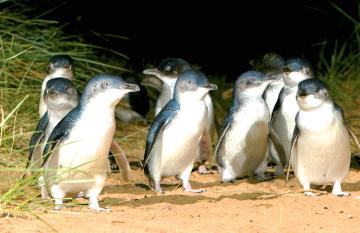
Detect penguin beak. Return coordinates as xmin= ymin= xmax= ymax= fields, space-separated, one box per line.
xmin=47 ymin=87 xmax=58 ymax=96
xmin=124 ymin=83 xmax=140 ymax=92
xmin=203 ymin=83 xmax=218 ymax=90
xmin=282 ymin=66 xmax=291 ymax=73
xmin=297 ymin=89 xmax=308 ymax=98
xmin=143 ymin=68 xmax=161 ymax=77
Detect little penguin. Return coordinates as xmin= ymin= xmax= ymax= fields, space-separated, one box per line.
xmin=28 ymin=78 xmax=79 ymax=172
xmin=142 ymin=69 xmax=217 ymax=193
xmin=270 ymin=58 xmax=313 ymax=165
xmin=39 ymin=55 xmax=74 ymax=117
xmin=250 ymin=52 xmax=285 ymax=114
xmin=143 ymin=58 xmax=217 ymax=174
xmin=215 ymin=71 xmax=282 ymax=182
xmin=290 ymin=79 xmax=360 ymax=196
xmin=41 ymin=74 xmax=139 ymax=211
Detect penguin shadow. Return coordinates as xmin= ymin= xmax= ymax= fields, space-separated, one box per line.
xmin=101 ymin=191 xmax=272 ymax=208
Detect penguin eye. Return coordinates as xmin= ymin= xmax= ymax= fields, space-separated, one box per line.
xmin=102 ymin=81 xmax=110 ymax=88
xmin=188 ymin=80 xmax=193 ymax=85
xmin=54 ymin=62 xmax=59 ymax=68
xmin=164 ymin=65 xmax=171 ymax=71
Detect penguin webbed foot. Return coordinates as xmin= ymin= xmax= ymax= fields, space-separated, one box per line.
xmin=304 ymin=191 xmax=316 ymax=196
xmin=183 ymin=182 xmax=206 ymax=193
xmin=255 ymin=173 xmax=273 ymax=182
xmin=273 ymin=166 xmax=285 ymax=177
xmin=89 ymin=197 xmax=110 ymax=212
xmin=331 ymin=181 xmax=350 ymax=197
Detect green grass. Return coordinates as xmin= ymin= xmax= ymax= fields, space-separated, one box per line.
xmin=0 ymin=1 xmax=129 ymax=213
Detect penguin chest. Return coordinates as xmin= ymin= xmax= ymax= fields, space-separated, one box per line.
xmin=56 ymin=114 xmax=115 ymax=173
xmin=156 ymin=104 xmax=207 ymax=176
xmin=223 ymin=104 xmax=269 ymax=175
xmin=281 ymin=91 xmax=298 ymax=134
xmin=294 ymin=115 xmax=351 ymax=185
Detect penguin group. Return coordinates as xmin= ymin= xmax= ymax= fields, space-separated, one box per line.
xmin=26 ymin=53 xmax=360 ymax=211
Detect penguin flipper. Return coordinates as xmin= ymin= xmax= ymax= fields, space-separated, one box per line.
xmin=213 ymin=113 xmax=233 ymax=167
xmin=142 ymin=99 xmax=180 ymax=168
xmin=344 ymin=121 xmax=360 ymax=155
xmin=286 ymin=113 xmax=300 ymax=182
xmin=268 ymin=127 xmax=286 ymax=166
xmin=27 ymin=112 xmax=49 ymax=168
xmin=270 ymin=87 xmax=284 ymax=124
xmin=42 ymin=107 xmax=79 ymax=166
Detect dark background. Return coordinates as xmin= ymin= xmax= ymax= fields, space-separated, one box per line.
xmin=30 ymin=0 xmax=357 ymax=78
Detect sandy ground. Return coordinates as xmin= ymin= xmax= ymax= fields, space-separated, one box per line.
xmin=1 ymin=161 xmax=360 ymax=233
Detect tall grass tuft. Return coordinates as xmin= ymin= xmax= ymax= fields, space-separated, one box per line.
xmin=0 ymin=1 xmax=128 ymax=213
xmin=316 ymin=3 xmax=360 ymax=152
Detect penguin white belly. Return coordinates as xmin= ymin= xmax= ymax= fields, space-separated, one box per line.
xmin=223 ymin=106 xmax=269 ymax=178
xmin=273 ymin=90 xmax=298 ymax=160
xmin=153 ymin=104 xmax=207 ymax=177
xmin=45 ymin=112 xmax=115 ymax=194
xmin=293 ymin=115 xmax=351 ymax=185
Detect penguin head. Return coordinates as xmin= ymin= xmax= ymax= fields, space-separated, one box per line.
xmin=282 ymin=58 xmax=313 ymax=87
xmin=234 ymin=71 xmax=279 ymax=97
xmin=174 ymin=70 xmax=217 ymax=101
xmin=44 ymin=78 xmax=79 ymax=111
xmin=47 ymin=55 xmax=74 ymax=78
xmin=143 ymin=58 xmax=191 ymax=84
xmin=249 ymin=52 xmax=285 ymax=74
xmin=296 ymin=79 xmax=330 ymax=110
xmin=81 ymin=74 xmax=140 ymax=108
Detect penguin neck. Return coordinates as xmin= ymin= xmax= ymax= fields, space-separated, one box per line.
xmin=47 ymin=107 xmax=72 ymax=124
xmin=176 ymin=93 xmax=206 ymax=107
xmin=298 ymin=101 xmax=336 ymax=130
xmin=162 ymin=78 xmax=177 ymax=98
xmin=79 ymin=97 xmax=117 ymax=120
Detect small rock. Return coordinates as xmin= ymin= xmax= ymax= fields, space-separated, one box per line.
xmin=323 ymin=206 xmax=328 ymax=210
xmin=347 ymin=214 xmax=353 ymax=219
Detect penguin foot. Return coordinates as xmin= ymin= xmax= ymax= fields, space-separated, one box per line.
xmin=90 ymin=206 xmax=111 ymax=212
xmin=220 ymin=179 xmax=236 ymax=184
xmin=274 ymin=166 xmax=285 ymax=176
xmin=183 ymin=181 xmax=206 ymax=193
xmin=184 ymin=188 xmax=207 ymax=193
xmin=331 ymin=181 xmax=349 ymax=197
xmin=332 ymin=191 xmax=350 ymax=197
xmin=197 ymin=165 xmax=216 ymax=175
xmin=54 ymin=205 xmax=65 ymax=211
xmin=304 ymin=191 xmax=316 ymax=196
xmin=256 ymin=173 xmax=272 ymax=182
